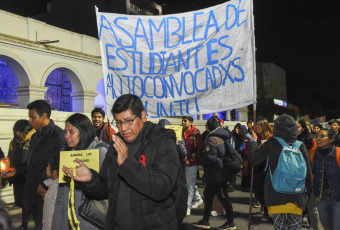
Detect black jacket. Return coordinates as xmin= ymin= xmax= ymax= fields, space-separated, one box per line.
xmin=26 ymin=120 xmax=64 ymax=206
xmin=198 ymin=127 xmax=230 ymax=183
xmin=81 ymin=121 xmax=179 ymax=230
xmin=247 ymin=114 xmax=313 ymax=209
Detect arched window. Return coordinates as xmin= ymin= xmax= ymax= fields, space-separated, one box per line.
xmin=44 ymin=69 xmax=72 ymax=111
xmin=0 ymin=60 xmax=19 ymax=106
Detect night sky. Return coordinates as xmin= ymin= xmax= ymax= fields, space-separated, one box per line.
xmin=157 ymin=0 xmax=340 ymax=119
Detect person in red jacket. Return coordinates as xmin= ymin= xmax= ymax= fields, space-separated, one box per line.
xmin=182 ymin=116 xmax=203 ymax=215
xmin=91 ymin=108 xmax=116 ymax=144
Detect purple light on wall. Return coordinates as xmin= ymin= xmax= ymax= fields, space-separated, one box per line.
xmin=44 ymin=69 xmax=72 ymax=111
xmin=0 ymin=60 xmax=19 ymax=105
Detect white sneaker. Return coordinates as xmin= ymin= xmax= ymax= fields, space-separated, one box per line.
xmin=211 ymin=211 xmax=218 ymax=216
xmin=192 ymin=199 xmax=204 ymax=209
xmin=186 ymin=208 xmax=191 ymax=216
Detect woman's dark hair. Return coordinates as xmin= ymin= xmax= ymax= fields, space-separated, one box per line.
xmin=318 ymin=128 xmax=337 ymax=141
xmin=206 ymin=115 xmax=220 ymax=131
xmin=328 ymin=119 xmax=339 ymax=126
xmin=48 ymin=154 xmax=60 ymax=175
xmin=182 ymin=116 xmax=193 ymax=123
xmin=111 ymin=94 xmax=144 ymax=118
xmin=297 ymin=118 xmax=314 ymax=149
xmin=65 ymin=113 xmax=96 ymax=150
xmin=12 ymin=119 xmax=33 ymax=141
xmin=313 ymin=124 xmax=323 ymax=129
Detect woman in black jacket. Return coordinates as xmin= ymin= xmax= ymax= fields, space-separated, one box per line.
xmin=4 ymin=120 xmax=34 ymax=230
xmin=248 ymin=114 xmax=313 ymax=230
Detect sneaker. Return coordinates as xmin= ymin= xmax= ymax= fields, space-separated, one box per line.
xmin=218 ymin=222 xmax=236 ymax=230
xmin=186 ymin=208 xmax=191 ymax=216
xmin=253 ymin=200 xmax=260 ymax=208
xmin=192 ymin=198 xmax=204 ymax=209
xmin=211 ymin=210 xmax=223 ymax=216
xmin=193 ymin=220 xmax=210 ymax=229
xmin=211 ymin=210 xmax=219 ymax=216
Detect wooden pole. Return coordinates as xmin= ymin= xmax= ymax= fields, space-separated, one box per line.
xmin=248 ymin=104 xmax=256 ymax=230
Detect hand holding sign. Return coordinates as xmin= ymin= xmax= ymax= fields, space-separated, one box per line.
xmin=62 ymin=158 xmax=92 ymax=182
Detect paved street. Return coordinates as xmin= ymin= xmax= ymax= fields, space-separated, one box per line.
xmin=7 ymin=172 xmax=315 ymax=230
xmin=180 ymin=173 xmax=312 ymax=230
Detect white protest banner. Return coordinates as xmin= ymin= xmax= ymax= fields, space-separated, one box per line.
xmin=96 ymin=0 xmax=256 ymax=117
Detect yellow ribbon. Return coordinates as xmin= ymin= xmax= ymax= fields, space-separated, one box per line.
xmin=67 ymin=170 xmax=80 ymax=230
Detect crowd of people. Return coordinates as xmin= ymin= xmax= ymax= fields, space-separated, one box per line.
xmin=0 ymin=95 xmax=339 ymax=230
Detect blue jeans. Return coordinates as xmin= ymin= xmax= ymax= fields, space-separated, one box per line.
xmin=185 ymin=166 xmax=202 ymax=208
xmin=317 ymin=189 xmax=340 ymax=230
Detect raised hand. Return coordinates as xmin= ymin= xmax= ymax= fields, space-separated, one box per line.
xmin=62 ymin=158 xmax=92 ymax=182
xmin=112 ymin=135 xmax=128 ymax=166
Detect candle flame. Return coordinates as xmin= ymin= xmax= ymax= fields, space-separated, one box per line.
xmin=0 ymin=162 xmax=5 ymax=170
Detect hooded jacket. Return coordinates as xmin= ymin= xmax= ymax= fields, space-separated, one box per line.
xmin=182 ymin=126 xmax=203 ymax=167
xmin=51 ymin=139 xmax=108 ymax=230
xmin=198 ymin=127 xmax=231 ymax=183
xmin=80 ymin=121 xmax=179 ymax=230
xmin=247 ymin=114 xmax=313 ymax=209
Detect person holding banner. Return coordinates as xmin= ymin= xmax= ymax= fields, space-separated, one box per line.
xmin=51 ymin=113 xmax=108 ymax=230
xmin=182 ymin=116 xmax=204 ymax=215
xmin=62 ymin=94 xmax=180 ymax=230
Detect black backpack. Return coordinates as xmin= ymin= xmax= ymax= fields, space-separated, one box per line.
xmin=222 ymin=140 xmax=243 ymax=174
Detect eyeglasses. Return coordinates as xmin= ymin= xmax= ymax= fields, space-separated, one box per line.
xmin=316 ymin=134 xmax=328 ymax=139
xmin=112 ymin=115 xmax=138 ymax=128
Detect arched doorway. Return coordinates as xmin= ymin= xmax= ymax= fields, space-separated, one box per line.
xmin=44 ymin=69 xmax=72 ymax=111
xmin=0 ymin=59 xmax=19 ymax=106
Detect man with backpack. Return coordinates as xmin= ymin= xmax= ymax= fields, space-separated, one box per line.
xmin=194 ymin=116 xmax=236 ymax=230
xmin=247 ymin=114 xmax=313 ymax=230
xmin=62 ymin=94 xmax=184 ymax=229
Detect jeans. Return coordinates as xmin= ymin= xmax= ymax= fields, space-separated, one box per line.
xmin=306 ymin=192 xmax=319 ymax=230
xmin=272 ymin=213 xmax=302 ymax=230
xmin=317 ymin=189 xmax=340 ymax=230
xmin=185 ymin=166 xmax=202 ymax=208
xmin=203 ymin=182 xmax=234 ymax=223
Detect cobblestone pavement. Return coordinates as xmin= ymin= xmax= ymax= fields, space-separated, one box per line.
xmin=7 ymin=173 xmax=316 ymax=230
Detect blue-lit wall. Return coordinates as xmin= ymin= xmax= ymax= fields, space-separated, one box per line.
xmin=0 ymin=59 xmax=72 ymax=111
xmin=0 ymin=60 xmax=19 ymax=105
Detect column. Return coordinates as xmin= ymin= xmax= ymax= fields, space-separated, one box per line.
xmin=70 ymin=91 xmax=97 ymax=113
xmin=15 ymin=85 xmax=48 ymax=109
xmin=226 ymin=110 xmax=231 ymax=121
xmin=235 ymin=106 xmax=249 ymax=122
